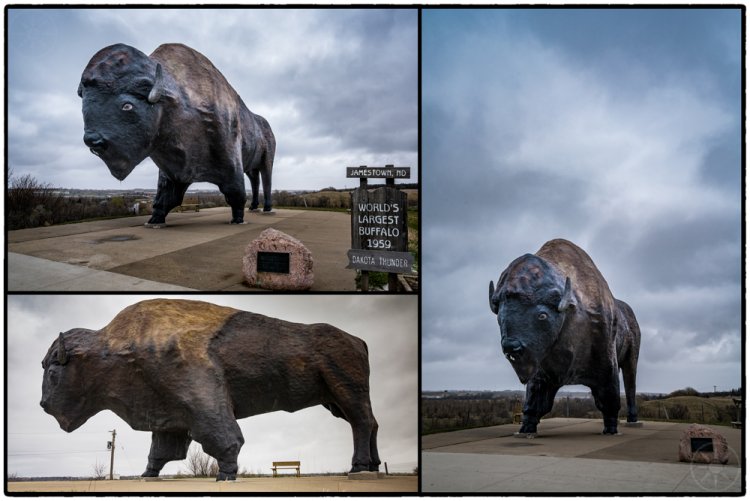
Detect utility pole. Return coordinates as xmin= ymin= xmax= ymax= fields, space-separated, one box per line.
xmin=108 ymin=429 xmax=116 ymax=480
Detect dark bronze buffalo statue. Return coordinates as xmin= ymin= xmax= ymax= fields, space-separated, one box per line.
xmin=489 ymin=239 xmax=640 ymax=435
xmin=78 ymin=43 xmax=275 ymax=226
xmin=41 ymin=299 xmax=379 ymax=480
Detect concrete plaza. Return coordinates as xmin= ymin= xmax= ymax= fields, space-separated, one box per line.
xmin=8 ymin=208 xmax=356 ymax=291
xmin=422 ymin=418 xmax=742 ymax=493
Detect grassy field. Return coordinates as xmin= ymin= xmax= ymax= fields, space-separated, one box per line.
xmin=639 ymin=395 xmax=738 ymax=424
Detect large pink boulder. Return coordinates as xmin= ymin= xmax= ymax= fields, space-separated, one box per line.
xmin=678 ymin=423 xmax=729 ymax=464
xmin=242 ymin=228 xmax=313 ymax=290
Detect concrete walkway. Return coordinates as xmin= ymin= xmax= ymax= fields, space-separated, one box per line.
xmin=7 ymin=208 xmax=356 ymax=291
xmin=7 ymin=253 xmax=194 ymax=291
xmin=422 ymin=418 xmax=742 ymax=493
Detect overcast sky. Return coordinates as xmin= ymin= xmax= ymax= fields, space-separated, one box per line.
xmin=422 ymin=9 xmax=742 ymax=395
xmin=7 ymin=7 xmax=417 ymax=192
xmin=7 ymin=295 xmax=417 ymax=478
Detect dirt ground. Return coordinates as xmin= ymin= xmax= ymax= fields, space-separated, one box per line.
xmin=6 ymin=475 xmax=418 ymax=493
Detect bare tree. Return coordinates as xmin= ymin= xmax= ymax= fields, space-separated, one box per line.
xmin=92 ymin=460 xmax=106 ymax=480
xmin=184 ymin=443 xmax=220 ymax=477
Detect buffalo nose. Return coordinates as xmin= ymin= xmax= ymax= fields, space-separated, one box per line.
xmin=40 ymin=400 xmax=47 ymax=409
xmin=501 ymin=338 xmax=524 ymax=361
xmin=83 ymin=131 xmax=106 ymax=150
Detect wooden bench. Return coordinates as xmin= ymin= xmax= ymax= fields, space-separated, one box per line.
xmin=271 ymin=461 xmax=300 ymax=477
xmin=175 ymin=204 xmax=200 ymax=212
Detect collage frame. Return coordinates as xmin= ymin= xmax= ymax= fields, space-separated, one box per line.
xmin=4 ymin=2 xmax=747 ymax=497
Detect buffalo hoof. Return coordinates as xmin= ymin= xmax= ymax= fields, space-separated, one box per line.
xmin=627 ymin=414 xmax=639 ymax=423
xmin=513 ymin=431 xmax=537 ymax=439
xmin=230 ymin=219 xmax=246 ymax=225
xmin=215 ymin=472 xmax=236 ymax=481
xmin=144 ymin=222 xmax=166 ymax=228
xmin=369 ymin=463 xmax=380 ymax=472
xmin=141 ymin=469 xmax=159 ymax=477
xmin=263 ymin=206 xmax=273 ymax=212
xmin=146 ymin=215 xmax=166 ymax=224
xmin=349 ymin=464 xmax=370 ymax=473
xmin=518 ymin=423 xmax=538 ymax=434
xmin=602 ymin=426 xmax=620 ymax=435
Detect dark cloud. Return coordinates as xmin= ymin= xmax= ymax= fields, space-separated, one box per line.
xmin=422 ymin=9 xmax=742 ymax=394
xmin=7 ymin=8 xmax=417 ymax=191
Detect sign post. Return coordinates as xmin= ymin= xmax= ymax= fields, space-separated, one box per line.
xmin=347 ymin=165 xmax=412 ymax=291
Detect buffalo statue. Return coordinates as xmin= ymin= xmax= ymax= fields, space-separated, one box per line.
xmin=78 ymin=43 xmax=275 ymax=226
xmin=41 ymin=299 xmax=379 ymax=480
xmin=489 ymin=239 xmax=640 ymax=436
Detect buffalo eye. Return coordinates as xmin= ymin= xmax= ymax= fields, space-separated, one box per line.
xmin=538 ymin=312 xmax=548 ymax=321
xmin=122 ymin=102 xmax=134 ymax=111
xmin=48 ymin=368 xmax=59 ymax=386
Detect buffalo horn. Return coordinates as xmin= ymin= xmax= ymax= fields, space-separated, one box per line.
xmin=148 ymin=63 xmax=164 ymax=104
xmin=557 ymin=277 xmax=576 ymax=312
xmin=489 ymin=281 xmax=499 ymax=314
xmin=57 ymin=332 xmax=69 ymax=365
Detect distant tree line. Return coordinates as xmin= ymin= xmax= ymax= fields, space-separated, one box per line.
xmin=423 ymin=388 xmax=741 ymax=434
xmin=7 ymin=172 xmax=147 ymax=230
xmin=7 ymin=172 xmax=418 ymax=230
xmin=422 ymin=398 xmax=514 ymax=434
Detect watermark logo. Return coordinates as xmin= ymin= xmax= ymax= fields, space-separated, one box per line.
xmin=689 ymin=444 xmax=741 ymax=492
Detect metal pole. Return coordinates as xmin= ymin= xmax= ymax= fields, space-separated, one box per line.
xmin=109 ymin=429 xmax=116 ymax=480
xmin=359 ymin=174 xmax=369 ymax=292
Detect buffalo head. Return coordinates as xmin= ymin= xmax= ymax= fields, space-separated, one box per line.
xmin=40 ymin=330 xmax=101 ymax=432
xmin=489 ymin=254 xmax=577 ymax=383
xmin=78 ymin=44 xmax=166 ymax=181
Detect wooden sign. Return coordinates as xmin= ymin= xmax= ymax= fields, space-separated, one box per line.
xmin=346 ymin=249 xmax=414 ymax=274
xmin=347 ymin=166 xmax=411 ymax=179
xmin=351 ymin=187 xmax=408 ymax=252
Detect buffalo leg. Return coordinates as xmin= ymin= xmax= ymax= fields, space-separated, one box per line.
xmin=247 ymin=169 xmax=261 ymax=211
xmin=190 ymin=412 xmax=244 ymax=481
xmin=323 ymin=387 xmax=379 ymax=472
xmin=349 ymin=402 xmax=380 ymax=473
xmin=148 ymin=172 xmax=190 ymax=226
xmin=368 ymin=418 xmax=381 ymax=472
xmin=142 ymin=430 xmax=192 ymax=477
xmin=218 ymin=179 xmax=247 ymax=224
xmin=347 ymin=403 xmax=379 ymax=472
xmin=591 ymin=377 xmax=621 ymax=434
xmin=519 ymin=377 xmax=560 ymax=435
xmin=260 ymin=163 xmax=273 ymax=212
xmin=622 ymin=362 xmax=638 ymax=422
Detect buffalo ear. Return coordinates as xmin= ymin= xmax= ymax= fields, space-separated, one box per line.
xmin=557 ymin=277 xmax=577 ymax=312
xmin=58 ymin=332 xmax=69 ymax=366
xmin=77 ymin=81 xmax=83 ymax=98
xmin=489 ymin=281 xmax=499 ymax=315
xmin=147 ymin=63 xmax=164 ymax=104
